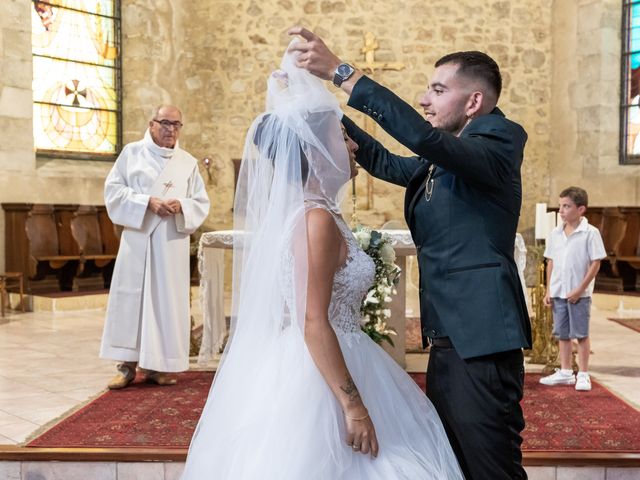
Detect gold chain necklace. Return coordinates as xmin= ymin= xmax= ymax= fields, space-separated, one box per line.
xmin=424 ymin=164 xmax=436 ymax=201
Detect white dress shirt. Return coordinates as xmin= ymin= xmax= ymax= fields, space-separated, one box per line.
xmin=544 ymin=217 xmax=606 ymax=298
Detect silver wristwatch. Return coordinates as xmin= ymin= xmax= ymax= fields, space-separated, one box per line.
xmin=333 ymin=63 xmax=356 ymax=87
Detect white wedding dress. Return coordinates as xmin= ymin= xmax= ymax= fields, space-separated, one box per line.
xmin=181 ymin=207 xmax=464 ymax=479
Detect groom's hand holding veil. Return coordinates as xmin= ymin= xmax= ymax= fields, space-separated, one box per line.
xmin=287 ymin=27 xmax=363 ymax=94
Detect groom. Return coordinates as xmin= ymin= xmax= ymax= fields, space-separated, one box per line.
xmin=289 ymin=28 xmax=531 ymax=479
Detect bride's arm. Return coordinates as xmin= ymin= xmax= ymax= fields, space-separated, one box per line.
xmin=304 ymin=208 xmax=379 ymax=458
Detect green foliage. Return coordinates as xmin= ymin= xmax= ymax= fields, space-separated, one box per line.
xmin=353 ymin=226 xmax=401 ymax=348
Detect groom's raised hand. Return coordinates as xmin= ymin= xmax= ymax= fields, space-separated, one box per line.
xmin=287 ymin=27 xmax=363 ymax=95
xmin=287 ymin=27 xmax=340 ymax=80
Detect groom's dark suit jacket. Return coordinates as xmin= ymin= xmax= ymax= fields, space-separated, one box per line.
xmin=343 ymin=76 xmax=531 ymax=359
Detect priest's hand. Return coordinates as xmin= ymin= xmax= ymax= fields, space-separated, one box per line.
xmin=287 ymin=27 xmax=342 ymax=81
xmin=148 ymin=196 xmax=174 ymax=217
xmin=166 ymin=198 xmax=182 ymax=214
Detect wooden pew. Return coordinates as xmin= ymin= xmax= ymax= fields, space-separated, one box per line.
xmin=70 ymin=206 xmax=117 ymax=289
xmin=612 ymin=207 xmax=640 ymax=290
xmin=54 ymin=204 xmax=81 ymax=257
xmin=584 ymin=207 xmax=604 ymax=235
xmin=71 ymin=206 xmax=116 ymax=266
xmin=2 ymin=203 xmax=122 ymax=293
xmin=616 ymin=207 xmax=640 ymax=258
xmin=3 ymin=203 xmax=33 ymax=282
xmin=25 ymin=204 xmax=80 ymax=291
xmin=600 ymin=207 xmax=627 ymax=257
xmin=96 ymin=205 xmax=121 ymax=256
xmin=593 ymin=207 xmax=640 ymax=292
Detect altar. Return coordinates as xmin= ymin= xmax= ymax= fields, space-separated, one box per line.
xmin=197 ymin=229 xmax=418 ymax=368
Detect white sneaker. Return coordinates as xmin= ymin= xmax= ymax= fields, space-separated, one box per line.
xmin=575 ymin=372 xmax=592 ymax=391
xmin=539 ymin=369 xmax=575 ymax=386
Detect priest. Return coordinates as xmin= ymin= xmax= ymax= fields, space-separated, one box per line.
xmin=100 ymin=105 xmax=210 ymax=389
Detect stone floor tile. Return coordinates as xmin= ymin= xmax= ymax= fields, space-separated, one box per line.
xmin=0 ymin=433 xmax=18 ymax=445
xmin=117 ymin=462 xmax=165 ymax=480
xmin=0 ymin=461 xmax=20 ymax=480
xmin=164 ymin=462 xmax=185 ymax=480
xmin=525 ymin=466 xmax=556 ymax=480
xmin=557 ymin=466 xmax=605 ymax=480
xmin=22 ymin=461 xmax=116 ymax=480
xmin=0 ymin=420 xmax=39 ymax=443
xmin=605 ymin=467 xmax=640 ymax=480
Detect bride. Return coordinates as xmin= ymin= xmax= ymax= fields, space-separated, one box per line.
xmin=181 ymin=44 xmax=464 ymax=479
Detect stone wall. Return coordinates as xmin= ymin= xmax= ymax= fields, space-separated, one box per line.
xmin=549 ymin=0 xmax=637 ymax=206
xmin=168 ymin=0 xmax=554 ymax=234
xmin=0 ymin=1 xmax=33 ymax=274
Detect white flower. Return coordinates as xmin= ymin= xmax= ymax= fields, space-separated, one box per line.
xmin=364 ymin=289 xmax=379 ymax=304
xmin=353 ymin=230 xmax=371 ymax=250
xmin=380 ymin=243 xmax=396 ymax=264
xmin=374 ymin=320 xmax=386 ymax=333
xmin=382 ymin=309 xmax=391 ymax=318
xmin=384 ymin=296 xmax=392 ymax=302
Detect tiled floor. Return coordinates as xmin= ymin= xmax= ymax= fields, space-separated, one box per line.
xmin=0 ymin=310 xmax=114 ymax=444
xmin=0 ymin=293 xmax=638 ymax=447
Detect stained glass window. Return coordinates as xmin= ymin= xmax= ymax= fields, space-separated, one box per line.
xmin=622 ymin=1 xmax=640 ymax=164
xmin=31 ymin=1 xmax=121 ymax=159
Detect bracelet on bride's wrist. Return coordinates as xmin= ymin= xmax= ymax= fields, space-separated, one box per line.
xmin=344 ymin=412 xmax=369 ymax=421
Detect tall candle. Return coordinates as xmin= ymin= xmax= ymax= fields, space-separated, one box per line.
xmin=547 ymin=212 xmax=557 ymax=238
xmin=534 ymin=203 xmax=548 ymax=240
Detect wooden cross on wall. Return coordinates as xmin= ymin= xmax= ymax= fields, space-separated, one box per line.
xmin=353 ymin=32 xmax=405 ymax=210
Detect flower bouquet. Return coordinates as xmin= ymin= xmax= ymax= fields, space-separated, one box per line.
xmin=353 ymin=227 xmax=402 ymax=347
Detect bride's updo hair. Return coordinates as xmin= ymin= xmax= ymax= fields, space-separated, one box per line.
xmin=252 ymin=112 xmax=310 ymax=185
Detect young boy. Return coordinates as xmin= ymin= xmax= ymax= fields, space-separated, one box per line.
xmin=540 ymin=186 xmax=606 ymax=391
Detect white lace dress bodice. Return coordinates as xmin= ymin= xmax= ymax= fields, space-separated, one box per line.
xmin=329 ymin=213 xmax=375 ymax=336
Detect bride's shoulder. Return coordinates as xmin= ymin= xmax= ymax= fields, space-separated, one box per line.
xmin=305 ymin=207 xmax=342 ymax=246
xmin=305 ymin=206 xmax=336 ymax=228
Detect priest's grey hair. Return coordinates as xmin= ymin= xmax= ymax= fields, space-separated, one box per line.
xmin=150 ymin=104 xmax=182 ymax=121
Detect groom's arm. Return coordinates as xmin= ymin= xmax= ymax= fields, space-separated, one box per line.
xmin=348 ymin=76 xmax=523 ymax=190
xmin=287 ymin=27 xmax=524 ymax=191
xmin=342 ymin=115 xmax=423 ymax=188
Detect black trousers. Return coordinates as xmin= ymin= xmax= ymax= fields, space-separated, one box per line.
xmin=426 ymin=346 xmax=527 ymax=480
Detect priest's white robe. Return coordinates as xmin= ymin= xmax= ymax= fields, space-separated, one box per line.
xmin=100 ymin=130 xmax=210 ymax=372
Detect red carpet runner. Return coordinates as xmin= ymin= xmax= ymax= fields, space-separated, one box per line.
xmin=608 ymin=317 xmax=640 ymax=333
xmin=27 ymin=372 xmax=640 ymax=452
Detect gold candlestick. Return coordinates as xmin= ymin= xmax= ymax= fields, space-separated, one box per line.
xmin=351 ymin=176 xmax=359 ymax=227
xmin=528 ymin=245 xmax=560 ymax=372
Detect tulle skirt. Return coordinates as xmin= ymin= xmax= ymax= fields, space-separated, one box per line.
xmin=181 ymin=328 xmax=464 ymax=479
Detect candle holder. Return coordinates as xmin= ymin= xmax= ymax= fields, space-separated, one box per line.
xmin=202 ymin=157 xmax=213 ymax=184
xmin=350 ymin=176 xmax=359 ymax=227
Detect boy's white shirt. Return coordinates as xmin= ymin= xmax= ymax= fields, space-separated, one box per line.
xmin=544 ymin=216 xmax=606 ymax=298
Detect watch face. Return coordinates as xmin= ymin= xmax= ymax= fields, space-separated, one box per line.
xmin=337 ymin=64 xmax=354 ymax=77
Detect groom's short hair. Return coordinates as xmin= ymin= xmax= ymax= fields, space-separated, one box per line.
xmin=435 ymin=51 xmax=502 ymax=101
